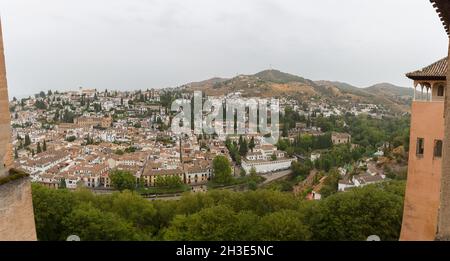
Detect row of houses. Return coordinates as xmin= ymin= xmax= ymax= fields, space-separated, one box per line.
xmin=33 ymin=160 xmax=214 ymax=190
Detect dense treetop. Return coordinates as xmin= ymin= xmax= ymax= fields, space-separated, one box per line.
xmin=32 ymin=181 xmax=405 ymax=241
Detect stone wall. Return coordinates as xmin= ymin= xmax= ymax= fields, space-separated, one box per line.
xmin=0 ymin=19 xmax=13 ymax=178
xmin=0 ymin=177 xmax=37 ymax=241
xmin=0 ymin=20 xmax=37 ymax=241
xmin=437 ymin=42 xmax=450 ymax=240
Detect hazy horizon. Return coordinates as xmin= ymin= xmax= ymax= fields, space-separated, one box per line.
xmin=0 ymin=0 xmax=448 ymax=98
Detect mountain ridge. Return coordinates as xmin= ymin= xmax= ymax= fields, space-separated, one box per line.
xmin=181 ymin=69 xmax=412 ymax=112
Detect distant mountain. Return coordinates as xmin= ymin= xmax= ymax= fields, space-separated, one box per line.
xmin=254 ymin=69 xmax=315 ymax=85
xmin=315 ymin=81 xmax=364 ymax=94
xmin=183 ymin=70 xmax=318 ymax=98
xmin=316 ymin=81 xmax=412 ymax=112
xmin=185 ymin=77 xmax=228 ymax=89
xmin=181 ymin=69 xmax=412 ymax=113
xmin=365 ymin=83 xmax=412 ymax=98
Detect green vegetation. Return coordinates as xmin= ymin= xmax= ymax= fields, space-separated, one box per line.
xmin=262 ymin=177 xmax=303 ymax=192
xmin=278 ymin=134 xmax=333 ymax=155
xmin=345 ymin=115 xmax=410 ymax=151
xmin=65 ymin=136 xmax=76 ymax=142
xmin=314 ymin=144 xmax=365 ymax=172
xmin=225 ymin=137 xmax=242 ymax=165
xmin=276 ymin=111 xmax=410 ymax=196
xmin=24 ymin=134 xmax=31 ymax=147
xmin=212 ymin=155 xmax=233 ymax=185
xmin=281 ymin=107 xmax=410 ymax=154
xmin=318 ymin=170 xmax=341 ymax=198
xmin=114 ymin=147 xmax=137 ymax=155
xmin=34 ymin=100 xmax=47 ymax=110
xmin=291 ymin=160 xmax=313 ymax=179
xmin=32 ymin=181 xmax=405 ymax=241
xmin=62 ymin=109 xmax=76 ymax=123
xmin=114 ymin=149 xmax=125 ymax=155
xmin=208 ymin=173 xmax=265 ymax=190
xmin=110 ymin=170 xmax=136 ymax=191
xmin=138 ymin=185 xmax=191 ymax=196
xmin=155 ymin=175 xmax=183 ymax=189
xmin=0 ymin=169 xmax=29 ymax=186
xmin=304 ymin=181 xmax=405 ymax=240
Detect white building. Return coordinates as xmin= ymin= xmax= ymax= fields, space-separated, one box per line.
xmin=311 ymin=153 xmax=321 ymax=162
xmin=338 ymin=173 xmax=385 ymax=192
xmin=242 ymin=158 xmax=295 ymax=174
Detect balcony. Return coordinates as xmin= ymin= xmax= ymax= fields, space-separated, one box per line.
xmin=413 ymin=81 xmax=446 ymax=102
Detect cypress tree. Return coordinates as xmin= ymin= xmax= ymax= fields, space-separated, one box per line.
xmin=37 ymin=142 xmax=42 ymax=154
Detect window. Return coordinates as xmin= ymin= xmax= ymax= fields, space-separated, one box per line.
xmin=416 ymin=138 xmax=425 ymax=156
xmin=438 ymin=85 xmax=445 ymax=97
xmin=434 ymin=140 xmax=443 ymax=158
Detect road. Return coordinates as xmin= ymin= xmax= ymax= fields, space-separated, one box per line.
xmin=145 ymin=195 xmax=183 ymax=201
xmin=93 ymin=170 xmax=292 ymax=202
xmin=260 ymin=169 xmax=293 ymax=184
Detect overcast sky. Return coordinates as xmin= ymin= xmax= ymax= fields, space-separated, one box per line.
xmin=0 ymin=0 xmax=448 ymax=98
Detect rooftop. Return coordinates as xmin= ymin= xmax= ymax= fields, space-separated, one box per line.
xmin=431 ymin=0 xmax=450 ymax=36
xmin=406 ymin=57 xmax=447 ymax=81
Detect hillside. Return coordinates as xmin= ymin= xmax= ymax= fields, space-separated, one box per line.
xmin=316 ymin=81 xmax=412 ymax=112
xmin=182 ymin=69 xmax=412 ymax=113
xmin=254 ymin=70 xmax=315 ymax=85
xmin=365 ymin=83 xmax=412 ymax=98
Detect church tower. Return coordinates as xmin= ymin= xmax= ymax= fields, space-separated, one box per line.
xmin=0 ymin=19 xmax=37 ymax=241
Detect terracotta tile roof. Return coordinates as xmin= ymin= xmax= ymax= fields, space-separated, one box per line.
xmin=406 ymin=57 xmax=447 ymax=80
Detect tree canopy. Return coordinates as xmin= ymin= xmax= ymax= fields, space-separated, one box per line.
xmin=32 ymin=181 xmax=405 ymax=241
xmin=110 ymin=170 xmax=136 ymax=191
xmin=212 ymin=155 xmax=233 ymax=185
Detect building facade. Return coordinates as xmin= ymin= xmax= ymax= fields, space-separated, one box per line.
xmin=400 ymin=57 xmax=446 ymax=240
xmin=331 ymin=132 xmax=351 ymax=145
xmin=399 ymin=0 xmax=450 ymax=241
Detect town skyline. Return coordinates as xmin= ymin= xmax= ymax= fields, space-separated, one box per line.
xmin=7 ymin=68 xmax=411 ymax=100
xmin=0 ymin=0 xmax=448 ymax=98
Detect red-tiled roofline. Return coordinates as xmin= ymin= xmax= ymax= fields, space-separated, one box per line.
xmin=406 ymin=57 xmax=448 ymax=81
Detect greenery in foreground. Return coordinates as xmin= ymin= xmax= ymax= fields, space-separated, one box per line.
xmin=32 ymin=181 xmax=405 ymax=241
xmin=0 ymin=168 xmax=30 ymax=186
